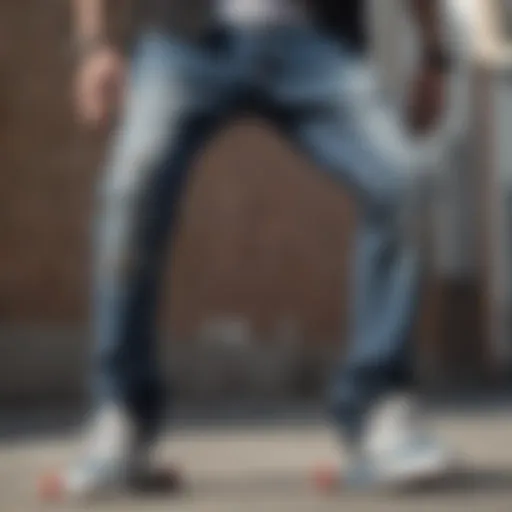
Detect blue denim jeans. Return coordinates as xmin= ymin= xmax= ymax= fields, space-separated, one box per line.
xmin=91 ymin=25 xmax=422 ymax=440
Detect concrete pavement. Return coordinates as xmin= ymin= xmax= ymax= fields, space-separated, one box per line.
xmin=1 ymin=403 xmax=512 ymax=511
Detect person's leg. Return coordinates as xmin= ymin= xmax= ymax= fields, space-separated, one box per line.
xmin=266 ymin=26 xmax=451 ymax=486
xmin=489 ymin=76 xmax=512 ymax=368
xmin=40 ymin=30 xmax=235 ymax=499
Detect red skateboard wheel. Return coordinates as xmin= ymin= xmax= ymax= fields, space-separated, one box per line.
xmin=37 ymin=470 xmax=64 ymax=502
xmin=37 ymin=464 xmax=184 ymax=501
xmin=312 ymin=464 xmax=341 ymax=492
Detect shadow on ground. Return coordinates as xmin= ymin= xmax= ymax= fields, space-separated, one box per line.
xmin=99 ymin=466 xmax=512 ymax=502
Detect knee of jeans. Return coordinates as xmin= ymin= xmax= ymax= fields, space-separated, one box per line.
xmin=101 ymin=242 xmax=141 ymax=283
xmin=98 ymin=161 xmax=151 ymax=208
xmin=366 ymin=170 xmax=417 ymax=221
xmin=95 ymin=148 xmax=171 ymax=282
xmin=94 ymin=188 xmax=143 ymax=282
xmin=99 ymin=125 xmax=170 ymax=203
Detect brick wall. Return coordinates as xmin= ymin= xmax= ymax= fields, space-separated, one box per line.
xmin=0 ymin=0 xmax=354 ymax=342
xmin=0 ymin=1 xmax=490 ymax=403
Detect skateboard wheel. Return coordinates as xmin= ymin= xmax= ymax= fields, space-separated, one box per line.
xmin=312 ymin=464 xmax=341 ymax=492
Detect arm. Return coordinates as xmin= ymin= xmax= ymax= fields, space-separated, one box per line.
xmin=71 ymin=0 xmax=125 ymax=127
xmin=406 ymin=0 xmax=449 ymax=68
xmin=401 ymin=0 xmax=449 ymax=131
xmin=72 ymin=0 xmax=108 ymax=51
xmin=472 ymin=0 xmax=512 ymax=68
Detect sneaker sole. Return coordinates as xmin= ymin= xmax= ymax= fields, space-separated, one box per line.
xmin=312 ymin=453 xmax=459 ymax=493
xmin=37 ymin=466 xmax=183 ymax=502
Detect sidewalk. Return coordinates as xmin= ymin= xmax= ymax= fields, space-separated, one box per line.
xmin=1 ymin=402 xmax=512 ymax=511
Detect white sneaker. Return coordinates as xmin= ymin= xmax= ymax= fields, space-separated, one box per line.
xmin=358 ymin=394 xmax=456 ymax=488
xmin=38 ymin=405 xmax=158 ymax=501
xmin=313 ymin=394 xmax=457 ymax=492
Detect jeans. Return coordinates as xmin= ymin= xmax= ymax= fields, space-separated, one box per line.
xmin=488 ymin=74 xmax=512 ymax=368
xmin=91 ymin=24 xmax=422 ymax=440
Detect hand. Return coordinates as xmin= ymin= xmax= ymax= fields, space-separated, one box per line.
xmin=477 ymin=45 xmax=512 ymax=71
xmin=406 ymin=63 xmax=447 ymax=135
xmin=74 ymin=44 xmax=126 ymax=128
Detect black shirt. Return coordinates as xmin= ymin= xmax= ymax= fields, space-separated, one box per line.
xmin=308 ymin=0 xmax=367 ymax=51
xmin=136 ymin=0 xmax=367 ymax=51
